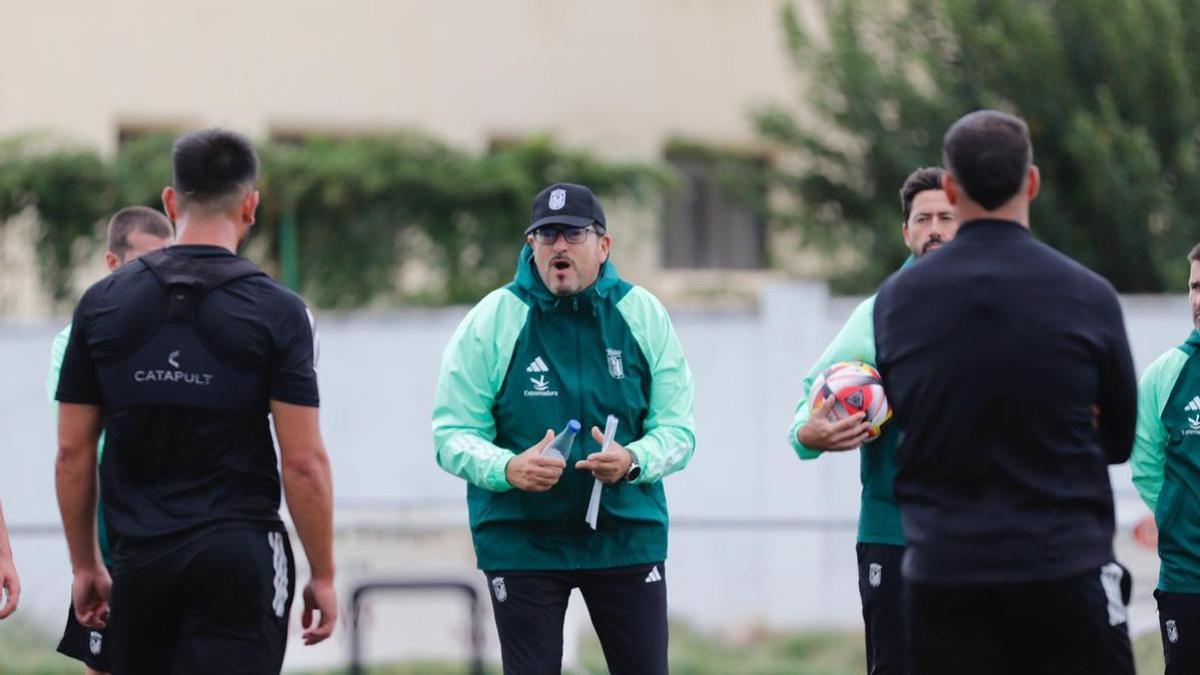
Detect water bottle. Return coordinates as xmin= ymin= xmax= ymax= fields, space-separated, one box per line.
xmin=541 ymin=419 xmax=581 ymax=461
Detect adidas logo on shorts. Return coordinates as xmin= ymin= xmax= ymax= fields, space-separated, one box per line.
xmin=644 ymin=566 xmax=662 ymax=584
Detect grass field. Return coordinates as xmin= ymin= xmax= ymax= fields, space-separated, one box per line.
xmin=0 ymin=615 xmax=1166 ymax=674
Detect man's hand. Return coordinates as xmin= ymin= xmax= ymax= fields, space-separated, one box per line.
xmin=1134 ymin=514 xmax=1158 ymax=550
xmin=301 ymin=577 xmax=338 ymax=645
xmin=797 ymin=398 xmax=872 ymax=452
xmin=0 ymin=552 xmax=18 ymax=620
xmin=575 ymin=426 xmax=633 ymax=484
xmin=72 ymin=563 xmax=111 ymax=629
xmin=505 ymin=430 xmax=566 ymax=492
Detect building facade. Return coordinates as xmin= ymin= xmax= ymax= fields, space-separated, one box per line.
xmin=0 ymin=0 xmax=822 ymax=316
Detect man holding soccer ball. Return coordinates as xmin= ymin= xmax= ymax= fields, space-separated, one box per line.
xmin=788 ymin=166 xmax=957 ymax=674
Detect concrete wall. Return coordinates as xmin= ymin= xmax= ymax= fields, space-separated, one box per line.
xmin=0 ymin=283 xmax=1184 ymax=668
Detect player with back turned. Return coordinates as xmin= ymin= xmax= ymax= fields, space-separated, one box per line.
xmin=874 ymin=110 xmax=1137 ymax=675
xmin=55 ymin=129 xmax=336 ymax=674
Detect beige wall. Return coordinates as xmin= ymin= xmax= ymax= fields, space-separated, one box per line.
xmin=0 ymin=0 xmax=794 ymax=154
xmin=0 ymin=0 xmax=807 ymax=315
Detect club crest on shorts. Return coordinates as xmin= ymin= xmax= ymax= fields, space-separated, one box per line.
xmin=868 ymin=563 xmax=882 ymax=588
xmin=606 ymin=349 xmax=625 ymax=380
xmin=89 ymin=630 xmax=103 ymax=655
xmin=1167 ymin=619 xmax=1180 ymax=644
xmin=491 ymin=576 xmax=507 ymax=602
xmin=548 ymin=188 xmax=566 ymax=210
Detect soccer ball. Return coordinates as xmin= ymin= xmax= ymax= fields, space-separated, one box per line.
xmin=810 ymin=361 xmax=892 ymax=440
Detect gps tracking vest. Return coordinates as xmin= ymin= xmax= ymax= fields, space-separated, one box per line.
xmin=97 ymin=249 xmax=268 ymax=410
xmin=80 ymin=248 xmax=300 ymax=561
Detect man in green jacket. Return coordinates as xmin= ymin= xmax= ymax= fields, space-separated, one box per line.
xmin=1131 ymin=242 xmax=1200 ymax=674
xmin=48 ymin=206 xmax=173 ymax=675
xmin=433 ymin=182 xmax=695 ymax=675
xmin=788 ymin=167 xmax=957 ymax=675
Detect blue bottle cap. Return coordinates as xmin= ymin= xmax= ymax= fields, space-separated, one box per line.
xmin=566 ymin=419 xmax=581 ymax=433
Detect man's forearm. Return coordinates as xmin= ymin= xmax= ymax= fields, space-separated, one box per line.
xmin=282 ymin=451 xmax=335 ymax=580
xmin=56 ymin=403 xmax=103 ymax=570
xmin=626 ymin=426 xmax=695 ymax=484
xmin=0 ymin=502 xmax=13 ymax=562
xmin=436 ymin=432 xmax=514 ymax=492
xmin=55 ymin=443 xmax=99 ymax=570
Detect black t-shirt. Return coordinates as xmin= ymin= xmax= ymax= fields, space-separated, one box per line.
xmin=56 ymin=245 xmax=319 ymax=565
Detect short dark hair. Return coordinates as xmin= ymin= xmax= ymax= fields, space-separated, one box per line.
xmin=899 ymin=167 xmax=945 ymax=222
xmin=107 ymin=206 xmax=173 ymax=259
xmin=171 ymin=128 xmax=258 ymax=212
xmin=942 ymin=110 xmax=1032 ymax=210
xmin=1189 ymin=242 xmax=1200 ymax=263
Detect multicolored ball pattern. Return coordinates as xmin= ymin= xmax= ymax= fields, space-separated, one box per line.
xmin=809 ymin=361 xmax=892 ymax=440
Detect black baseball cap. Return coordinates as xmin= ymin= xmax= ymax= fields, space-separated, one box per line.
xmin=525 ymin=182 xmax=607 ymax=235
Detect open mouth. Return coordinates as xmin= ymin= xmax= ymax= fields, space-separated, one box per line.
xmin=552 ymin=259 xmax=572 ymax=272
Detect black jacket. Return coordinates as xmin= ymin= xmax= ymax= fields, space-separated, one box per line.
xmin=874 ymin=219 xmax=1136 ymax=584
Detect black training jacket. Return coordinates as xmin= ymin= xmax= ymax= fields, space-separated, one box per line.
xmin=874 ymin=219 xmax=1136 ymax=584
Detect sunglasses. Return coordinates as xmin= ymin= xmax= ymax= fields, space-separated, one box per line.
xmin=531 ymin=226 xmax=604 ymax=245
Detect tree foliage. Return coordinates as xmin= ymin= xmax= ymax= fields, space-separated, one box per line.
xmin=0 ymin=133 xmax=661 ymax=308
xmin=756 ymin=0 xmax=1200 ymax=293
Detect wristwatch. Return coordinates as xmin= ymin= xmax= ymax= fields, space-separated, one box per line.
xmin=624 ymin=450 xmax=642 ymax=482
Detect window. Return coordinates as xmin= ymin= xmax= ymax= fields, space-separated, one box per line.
xmin=662 ymin=144 xmax=768 ymax=269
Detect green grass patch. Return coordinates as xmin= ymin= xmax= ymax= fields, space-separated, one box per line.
xmin=0 ymin=616 xmax=80 ymax=675
xmin=582 ymin=622 xmax=868 ymax=675
xmin=1134 ymin=630 xmax=1164 ymax=673
xmin=0 ymin=615 xmax=1167 ymax=674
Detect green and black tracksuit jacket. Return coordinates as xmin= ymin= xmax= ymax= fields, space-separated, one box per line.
xmin=788 ymin=262 xmax=915 ymax=548
xmin=432 ymin=245 xmax=695 ymax=572
xmin=1133 ymin=329 xmax=1200 ymax=592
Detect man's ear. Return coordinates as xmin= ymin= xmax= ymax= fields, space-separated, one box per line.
xmin=941 ymin=172 xmax=959 ymax=206
xmin=1026 ymin=165 xmax=1040 ymax=202
xmin=104 ymin=251 xmax=121 ymax=272
xmin=162 ymin=187 xmax=178 ymax=221
xmin=599 ymin=232 xmax=612 ymax=264
xmin=242 ymin=190 xmax=260 ymax=225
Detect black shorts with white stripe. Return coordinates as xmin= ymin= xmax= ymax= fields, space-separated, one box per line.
xmin=107 ymin=526 xmax=296 ymax=675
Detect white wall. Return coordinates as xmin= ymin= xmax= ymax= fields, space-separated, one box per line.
xmin=0 ymin=283 xmax=1185 ymax=668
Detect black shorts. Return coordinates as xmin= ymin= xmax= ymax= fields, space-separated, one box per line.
xmin=856 ymin=542 xmax=906 ymax=674
xmin=484 ymin=562 xmax=668 ymax=675
xmin=108 ymin=526 xmax=296 ymax=675
xmin=1155 ymin=589 xmax=1200 ymax=674
xmin=58 ymin=598 xmax=111 ymax=672
xmin=907 ymin=562 xmax=1133 ymax=675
